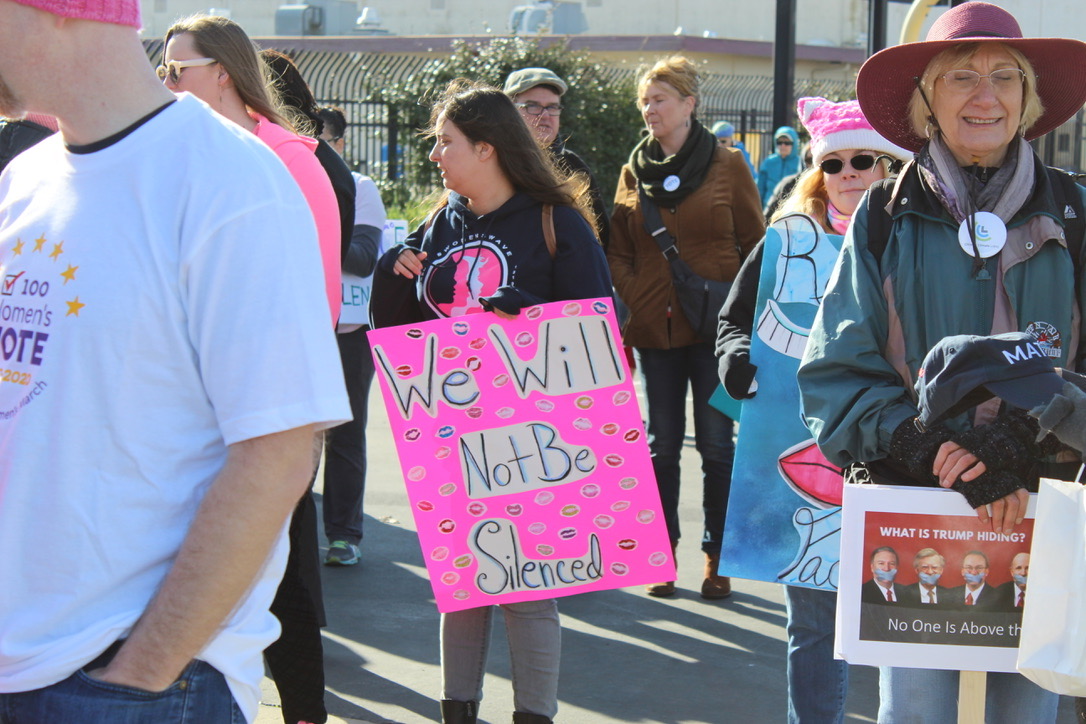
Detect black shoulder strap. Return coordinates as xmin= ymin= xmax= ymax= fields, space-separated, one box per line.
xmin=637 ymin=188 xmax=681 ymax=261
xmin=865 ymin=177 xmax=896 ymax=266
xmin=1046 ymin=167 xmax=1084 ymax=280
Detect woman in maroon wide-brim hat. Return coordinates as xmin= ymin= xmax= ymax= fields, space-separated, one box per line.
xmin=799 ymin=4 xmax=1086 ymax=721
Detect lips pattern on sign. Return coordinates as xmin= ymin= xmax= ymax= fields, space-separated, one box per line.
xmin=369 ymin=298 xmax=675 ymax=612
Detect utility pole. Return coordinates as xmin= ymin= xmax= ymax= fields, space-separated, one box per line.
xmin=772 ymin=0 xmax=796 ymax=132
xmin=868 ymin=0 xmax=888 ymax=56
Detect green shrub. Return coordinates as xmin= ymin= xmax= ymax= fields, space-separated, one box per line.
xmin=378 ymin=36 xmax=643 ymax=215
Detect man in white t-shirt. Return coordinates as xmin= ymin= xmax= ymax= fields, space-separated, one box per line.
xmin=0 ymin=2 xmax=349 ymax=722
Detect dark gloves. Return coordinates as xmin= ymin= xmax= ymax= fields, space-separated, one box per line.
xmin=718 ymin=354 xmax=758 ymax=400
xmin=479 ymin=286 xmax=546 ymax=316
xmin=888 ymin=417 xmax=955 ymax=485
xmin=1030 ymin=381 xmax=1086 ymax=454
xmin=945 ymin=410 xmax=1060 ymax=508
xmin=949 ymin=410 xmax=1041 ymax=478
xmin=949 ymin=470 xmax=1028 ymax=509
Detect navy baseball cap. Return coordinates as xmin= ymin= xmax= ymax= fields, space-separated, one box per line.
xmin=916 ymin=332 xmax=1065 ymax=427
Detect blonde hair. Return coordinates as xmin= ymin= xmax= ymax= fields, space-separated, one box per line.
xmin=908 ymin=42 xmax=1043 ymax=140
xmin=164 ymin=15 xmax=292 ymax=130
xmin=637 ymin=56 xmax=700 ymax=114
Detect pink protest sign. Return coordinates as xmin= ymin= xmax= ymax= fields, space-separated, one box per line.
xmin=368 ymin=297 xmax=674 ymax=612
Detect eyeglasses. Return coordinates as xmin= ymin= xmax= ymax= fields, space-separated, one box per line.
xmin=940 ymin=68 xmax=1026 ymax=94
xmin=819 ymin=153 xmax=884 ymax=175
xmin=515 ymin=101 xmax=563 ymax=117
xmin=776 ymin=139 xmax=793 ymax=146
xmin=156 ymin=57 xmax=217 ymax=84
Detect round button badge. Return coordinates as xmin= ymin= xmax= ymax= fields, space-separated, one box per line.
xmin=957 ymin=212 xmax=1006 ymax=258
xmin=663 ymin=174 xmax=680 ymax=192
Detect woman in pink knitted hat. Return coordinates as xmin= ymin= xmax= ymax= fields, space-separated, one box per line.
xmin=717 ymin=96 xmax=909 ymax=724
xmin=799 ymin=2 xmax=1086 ymax=721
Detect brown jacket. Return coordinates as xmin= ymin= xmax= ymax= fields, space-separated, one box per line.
xmin=608 ymin=145 xmax=764 ymax=349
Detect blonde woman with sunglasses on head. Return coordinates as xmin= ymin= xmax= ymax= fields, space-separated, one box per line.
xmin=160 ymin=15 xmax=341 ymax=327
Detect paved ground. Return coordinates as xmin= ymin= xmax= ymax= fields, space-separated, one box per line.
xmin=254 ymin=381 xmax=1078 ymax=724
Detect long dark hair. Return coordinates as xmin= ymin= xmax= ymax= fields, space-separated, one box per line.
xmin=426 ymin=79 xmax=593 ymax=228
xmin=260 ymin=49 xmax=320 ymax=137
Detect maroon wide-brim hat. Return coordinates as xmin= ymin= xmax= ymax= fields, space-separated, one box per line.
xmin=856 ymin=1 xmax=1086 ymax=153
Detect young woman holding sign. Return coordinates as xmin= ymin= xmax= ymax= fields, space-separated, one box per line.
xmin=371 ymin=80 xmax=611 ymax=724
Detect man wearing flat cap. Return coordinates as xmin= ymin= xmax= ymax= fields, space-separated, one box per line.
xmin=504 ymin=66 xmax=609 ymax=247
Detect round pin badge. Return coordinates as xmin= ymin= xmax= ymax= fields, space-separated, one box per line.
xmin=957 ymin=212 xmax=1006 ymax=258
xmin=663 ymin=174 xmax=680 ymax=192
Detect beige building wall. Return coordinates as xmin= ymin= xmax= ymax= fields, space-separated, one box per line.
xmin=137 ymin=0 xmax=1086 ymax=55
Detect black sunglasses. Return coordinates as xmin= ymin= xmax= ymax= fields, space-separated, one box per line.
xmin=819 ymin=153 xmax=882 ymax=175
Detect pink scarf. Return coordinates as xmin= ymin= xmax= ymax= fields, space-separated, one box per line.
xmin=826 ymin=200 xmax=851 ymax=235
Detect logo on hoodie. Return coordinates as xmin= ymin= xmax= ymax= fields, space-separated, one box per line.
xmin=423 ymin=236 xmax=510 ymax=318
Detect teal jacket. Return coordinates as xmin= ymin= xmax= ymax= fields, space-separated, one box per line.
xmin=798 ymin=157 xmax=1086 ymax=468
xmin=757 ymin=126 xmax=800 ymax=205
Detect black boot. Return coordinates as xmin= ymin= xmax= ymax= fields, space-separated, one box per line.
xmin=512 ymin=713 xmax=553 ymax=724
xmin=441 ymin=699 xmax=478 ymax=724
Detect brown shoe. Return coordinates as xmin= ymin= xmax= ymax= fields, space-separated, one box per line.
xmin=701 ymin=553 xmax=732 ymax=600
xmin=645 ymin=580 xmax=677 ymax=597
xmin=646 ymin=539 xmax=678 ymax=597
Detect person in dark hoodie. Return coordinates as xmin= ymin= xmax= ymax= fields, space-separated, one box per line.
xmin=757 ymin=125 xmax=801 ymax=206
xmin=371 ymin=80 xmax=611 ymax=724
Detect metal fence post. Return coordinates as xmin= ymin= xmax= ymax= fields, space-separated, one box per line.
xmin=387 ymin=105 xmax=399 ymax=181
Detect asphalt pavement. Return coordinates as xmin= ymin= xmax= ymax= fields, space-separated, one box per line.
xmin=253 ymin=382 xmax=1078 ymax=724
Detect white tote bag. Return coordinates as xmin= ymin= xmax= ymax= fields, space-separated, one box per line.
xmin=1016 ymin=477 xmax=1086 ymax=695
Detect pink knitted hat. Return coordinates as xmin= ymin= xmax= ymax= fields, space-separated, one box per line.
xmin=11 ymin=0 xmax=141 ymax=28
xmin=796 ymin=96 xmax=912 ymax=166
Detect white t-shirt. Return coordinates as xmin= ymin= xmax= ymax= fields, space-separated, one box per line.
xmin=0 ymin=95 xmax=350 ymax=722
xmin=338 ymin=171 xmax=388 ymax=332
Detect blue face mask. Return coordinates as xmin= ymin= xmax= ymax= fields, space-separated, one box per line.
xmin=874 ymin=568 xmax=898 ymax=582
xmin=1013 ymin=574 xmax=1027 ymax=586
xmin=963 ymin=572 xmax=986 ymax=585
xmin=919 ymin=572 xmax=941 ymax=586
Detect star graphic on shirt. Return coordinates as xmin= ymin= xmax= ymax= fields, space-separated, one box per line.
xmin=66 ymin=296 xmax=85 ymax=316
xmin=60 ymin=264 xmax=78 ymax=284
xmin=11 ymin=238 xmax=24 ymax=256
xmin=33 ymin=234 xmax=47 ymax=252
xmin=49 ymin=241 xmax=64 ymax=261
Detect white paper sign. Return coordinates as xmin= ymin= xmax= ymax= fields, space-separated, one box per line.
xmin=340 ymin=218 xmax=408 ymax=326
xmin=837 ymin=483 xmax=1036 ymax=673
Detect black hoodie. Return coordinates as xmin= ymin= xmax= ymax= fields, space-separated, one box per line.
xmin=371 ymin=191 xmax=611 ymax=328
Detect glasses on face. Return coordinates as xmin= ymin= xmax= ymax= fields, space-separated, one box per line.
xmin=963 ymin=565 xmax=988 ymax=573
xmin=776 ymin=139 xmax=793 ymax=146
xmin=516 ymin=101 xmax=563 ymax=117
xmin=156 ymin=57 xmax=217 ymax=84
xmin=819 ymin=153 xmax=883 ymax=175
xmin=940 ymin=67 xmax=1026 ymax=94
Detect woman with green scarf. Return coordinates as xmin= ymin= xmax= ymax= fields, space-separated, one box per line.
xmin=607 ymin=55 xmax=764 ymax=600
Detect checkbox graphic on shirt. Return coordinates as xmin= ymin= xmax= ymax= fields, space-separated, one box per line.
xmin=2 ymin=272 xmax=23 ymax=296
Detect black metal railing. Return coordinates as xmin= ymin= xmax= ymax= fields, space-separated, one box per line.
xmin=143 ymin=40 xmax=1085 ymax=178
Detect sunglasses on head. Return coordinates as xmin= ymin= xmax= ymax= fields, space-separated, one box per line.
xmin=819 ymin=153 xmax=884 ymax=175
xmin=156 ymin=57 xmax=217 ymax=84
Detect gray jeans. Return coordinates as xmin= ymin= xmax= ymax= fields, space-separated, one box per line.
xmin=440 ymin=599 xmax=560 ymax=717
